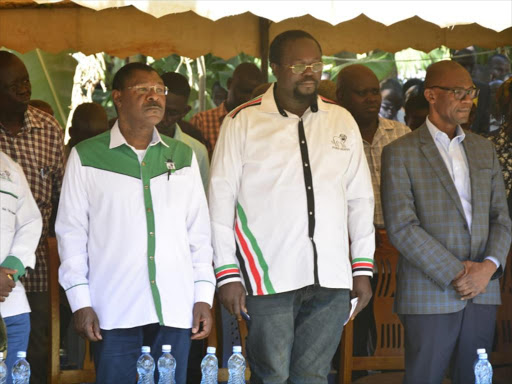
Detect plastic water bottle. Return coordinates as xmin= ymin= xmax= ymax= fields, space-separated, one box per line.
xmin=0 ymin=352 xmax=7 ymax=384
xmin=473 ymin=348 xmax=486 ymax=370
xmin=227 ymin=346 xmax=245 ymax=384
xmin=474 ymin=352 xmax=493 ymax=384
xmin=11 ymin=351 xmax=30 ymax=384
xmin=137 ymin=346 xmax=155 ymax=384
xmin=157 ymin=344 xmax=176 ymax=384
xmin=200 ymin=346 xmax=218 ymax=384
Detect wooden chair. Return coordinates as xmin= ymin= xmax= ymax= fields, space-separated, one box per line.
xmin=339 ymin=229 xmax=404 ymax=384
xmin=48 ymin=237 xmax=96 ymax=384
xmin=492 ymin=247 xmax=512 ymax=366
xmin=206 ymin=294 xmax=251 ymax=382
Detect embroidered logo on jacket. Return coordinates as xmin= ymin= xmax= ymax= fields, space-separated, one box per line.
xmin=332 ymin=134 xmax=349 ymax=151
xmin=0 ymin=170 xmax=12 ymax=182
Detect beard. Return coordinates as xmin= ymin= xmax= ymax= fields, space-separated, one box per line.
xmin=293 ymin=83 xmax=318 ymax=103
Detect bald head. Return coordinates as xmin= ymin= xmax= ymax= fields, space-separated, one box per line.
xmin=424 ymin=60 xmax=472 ymax=89
xmin=226 ymin=63 xmax=264 ymax=111
xmin=0 ymin=51 xmax=21 ymax=68
xmin=336 ymin=64 xmax=381 ymax=126
xmin=69 ymin=103 xmax=109 ymax=148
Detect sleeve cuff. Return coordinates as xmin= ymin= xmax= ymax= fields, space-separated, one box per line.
xmin=194 ymin=280 xmax=216 ymax=307
xmin=1 ymin=255 xmax=26 ymax=282
xmin=65 ymin=283 xmax=92 ymax=312
xmin=214 ymin=264 xmax=242 ymax=288
xmin=351 ymin=258 xmax=374 ymax=278
xmin=484 ymin=256 xmax=500 ymax=269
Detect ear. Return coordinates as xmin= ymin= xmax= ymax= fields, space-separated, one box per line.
xmin=423 ymin=87 xmax=436 ymax=104
xmin=112 ymin=89 xmax=122 ymax=109
xmin=270 ymin=63 xmax=279 ymax=78
xmin=227 ymin=77 xmax=232 ymax=90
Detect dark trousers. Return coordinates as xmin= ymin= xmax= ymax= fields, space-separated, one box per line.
xmin=246 ymin=286 xmax=350 ymax=384
xmin=399 ymin=301 xmax=497 ymax=384
xmin=93 ymin=323 xmax=191 ymax=384
xmin=26 ymin=292 xmax=49 ymax=384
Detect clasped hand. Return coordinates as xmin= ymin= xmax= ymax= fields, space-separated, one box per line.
xmin=452 ymin=260 xmax=496 ymax=300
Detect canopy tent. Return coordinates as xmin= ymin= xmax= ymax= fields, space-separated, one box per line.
xmin=1 ymin=0 xmax=511 ymax=61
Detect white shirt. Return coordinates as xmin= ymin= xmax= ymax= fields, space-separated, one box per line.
xmin=0 ymin=151 xmax=42 ymax=318
xmin=209 ymin=84 xmax=375 ymax=295
xmin=426 ymin=117 xmax=499 ymax=268
xmin=56 ymin=123 xmax=215 ymax=330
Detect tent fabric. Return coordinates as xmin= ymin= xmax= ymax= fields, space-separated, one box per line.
xmin=1 ymin=0 xmax=511 ymax=59
xmin=35 ymin=0 xmax=512 ymax=31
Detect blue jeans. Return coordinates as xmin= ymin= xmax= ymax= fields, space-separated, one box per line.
xmin=246 ymin=285 xmax=350 ymax=384
xmin=93 ymin=323 xmax=191 ymax=384
xmin=4 ymin=313 xmax=31 ymax=384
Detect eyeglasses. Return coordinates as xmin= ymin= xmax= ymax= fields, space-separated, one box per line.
xmin=287 ymin=62 xmax=324 ymax=75
xmin=428 ymin=85 xmax=479 ymax=100
xmin=127 ymin=85 xmax=168 ymax=96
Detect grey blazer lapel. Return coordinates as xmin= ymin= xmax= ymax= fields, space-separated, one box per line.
xmin=418 ymin=124 xmax=466 ymax=220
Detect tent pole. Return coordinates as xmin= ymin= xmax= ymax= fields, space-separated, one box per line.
xmin=259 ymin=17 xmax=270 ymax=82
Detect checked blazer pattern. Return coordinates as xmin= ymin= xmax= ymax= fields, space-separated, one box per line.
xmin=381 ymin=123 xmax=511 ymax=315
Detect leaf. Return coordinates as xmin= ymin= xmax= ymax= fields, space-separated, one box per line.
xmin=8 ymin=49 xmax=76 ymax=129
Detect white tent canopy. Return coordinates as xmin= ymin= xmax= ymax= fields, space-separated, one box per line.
xmin=36 ymin=0 xmax=512 ymax=31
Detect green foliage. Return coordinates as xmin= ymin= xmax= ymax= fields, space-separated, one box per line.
xmin=10 ymin=49 xmax=76 ymax=128
xmin=324 ymin=51 xmax=396 ymax=82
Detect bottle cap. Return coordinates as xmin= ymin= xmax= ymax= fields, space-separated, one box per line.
xmin=17 ymin=351 xmax=27 ymax=358
xmin=479 ymin=353 xmax=488 ymax=359
xmin=477 ymin=348 xmax=486 ymax=355
xmin=162 ymin=345 xmax=171 ymax=353
xmin=207 ymin=347 xmax=216 ymax=354
xmin=233 ymin=346 xmax=242 ymax=353
xmin=141 ymin=346 xmax=151 ymax=353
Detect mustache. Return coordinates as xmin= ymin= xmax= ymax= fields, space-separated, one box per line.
xmin=144 ymin=102 xmax=163 ymax=109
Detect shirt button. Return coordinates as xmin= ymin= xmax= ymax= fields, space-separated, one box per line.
xmin=310 ymin=237 xmax=314 ymax=240
xmin=149 ymin=256 xmax=154 ymax=260
xmin=142 ymin=161 xmax=146 ymax=166
xmin=307 ymin=186 xmax=312 ymax=190
xmin=304 ymin=163 xmax=308 ymax=167
xmin=301 ymin=140 xmax=305 ymax=144
xmin=149 ymin=232 xmax=154 ymax=237
xmin=309 ymin=211 xmax=313 ymax=215
xmin=147 ymin=208 xmax=152 ymax=213
xmin=151 ymin=280 xmax=155 ymax=284
xmin=144 ymin=185 xmax=149 ymax=190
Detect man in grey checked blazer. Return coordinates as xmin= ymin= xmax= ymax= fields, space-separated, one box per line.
xmin=381 ymin=60 xmax=511 ymax=384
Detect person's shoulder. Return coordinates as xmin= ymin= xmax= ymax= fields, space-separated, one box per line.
xmin=227 ymin=96 xmax=264 ymax=120
xmin=74 ymin=130 xmax=111 ymax=155
xmin=465 ymin=129 xmax=496 ymax=151
xmin=379 ymin=117 xmax=411 ymax=134
xmin=384 ymin=125 xmax=420 ymax=151
xmin=176 ymin=130 xmax=208 ymax=155
xmin=27 ymin=105 xmax=62 ymax=133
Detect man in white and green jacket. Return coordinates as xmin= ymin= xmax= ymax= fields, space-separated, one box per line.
xmin=56 ymin=63 xmax=215 ymax=384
